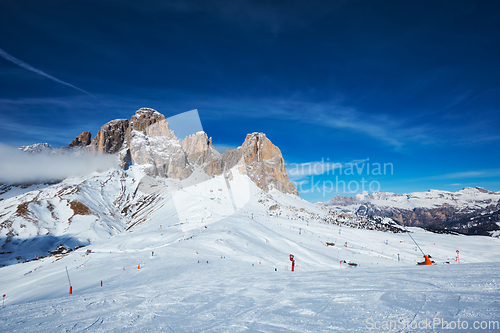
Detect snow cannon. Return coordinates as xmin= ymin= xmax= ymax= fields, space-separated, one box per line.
xmin=417 ymin=255 xmax=434 ymax=265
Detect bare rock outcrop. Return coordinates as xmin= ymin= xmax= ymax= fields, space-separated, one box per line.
xmin=83 ymin=108 xmax=298 ymax=195
xmin=223 ymin=133 xmax=298 ymax=195
xmin=182 ymin=132 xmax=223 ymax=176
xmin=67 ymin=131 xmax=91 ymax=148
xmin=89 ymin=119 xmax=129 ymax=154
xmin=122 ymin=114 xmax=191 ymax=179
xmin=126 ymin=108 xmax=166 ymax=133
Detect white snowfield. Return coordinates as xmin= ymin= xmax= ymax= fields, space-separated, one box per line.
xmin=1 ymin=168 xmax=500 ymax=332
xmin=325 ymin=187 xmax=500 ymax=211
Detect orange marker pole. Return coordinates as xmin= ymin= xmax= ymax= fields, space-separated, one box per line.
xmin=65 ymin=266 xmax=73 ymax=295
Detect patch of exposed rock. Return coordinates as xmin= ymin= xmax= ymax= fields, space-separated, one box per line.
xmin=223 ymin=133 xmax=298 ymax=195
xmin=182 ymin=132 xmax=223 ymax=176
xmin=122 ymin=113 xmax=191 ymax=179
xmin=67 ymin=131 xmax=92 ymax=148
xmin=89 ymin=119 xmax=129 ymax=154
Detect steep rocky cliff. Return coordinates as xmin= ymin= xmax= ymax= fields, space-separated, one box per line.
xmin=89 ymin=119 xmax=129 ymax=154
xmin=223 ymin=133 xmax=298 ymax=195
xmin=121 ymin=109 xmax=190 ymax=179
xmin=182 ymin=132 xmax=224 ymax=176
xmin=80 ymin=108 xmax=298 ymax=195
xmin=67 ymin=131 xmax=92 ymax=148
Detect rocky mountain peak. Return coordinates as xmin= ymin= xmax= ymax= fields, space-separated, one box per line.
xmin=19 ymin=143 xmax=52 ymax=154
xmin=128 ymin=108 xmax=166 ymax=132
xmin=473 ymin=187 xmax=495 ymax=194
xmin=181 ymin=132 xmax=223 ymax=177
xmin=223 ymin=132 xmax=298 ymax=195
xmin=182 ymin=132 xmax=213 ymax=161
xmin=51 ymin=108 xmax=297 ymax=196
xmin=90 ymin=119 xmax=129 ymax=154
xmin=67 ymin=131 xmax=91 ymax=148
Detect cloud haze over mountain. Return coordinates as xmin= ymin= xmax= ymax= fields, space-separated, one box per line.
xmin=0 ymin=144 xmax=117 ymax=184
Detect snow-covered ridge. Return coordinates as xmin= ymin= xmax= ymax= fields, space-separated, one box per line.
xmin=19 ymin=143 xmax=52 ymax=154
xmin=328 ymin=187 xmax=500 ymax=210
xmin=323 ymin=187 xmax=500 ymax=237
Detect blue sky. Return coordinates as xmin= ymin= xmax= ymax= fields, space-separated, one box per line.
xmin=1 ymin=0 xmax=499 ymax=201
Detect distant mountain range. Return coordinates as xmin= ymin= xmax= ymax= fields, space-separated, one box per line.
xmin=322 ymin=187 xmax=500 ymax=237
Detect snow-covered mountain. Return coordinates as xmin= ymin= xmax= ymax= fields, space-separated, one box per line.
xmin=323 ymin=187 xmax=500 ymax=236
xmin=2 ymin=108 xmax=500 ymax=331
xmin=1 ymin=108 xmax=404 ymax=266
xmin=19 ymin=143 xmax=53 ymax=154
xmin=83 ymin=108 xmax=298 ymax=195
xmin=0 ymin=165 xmax=406 ymax=266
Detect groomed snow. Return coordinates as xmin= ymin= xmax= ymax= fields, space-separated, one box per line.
xmin=1 ymin=169 xmax=500 ymax=332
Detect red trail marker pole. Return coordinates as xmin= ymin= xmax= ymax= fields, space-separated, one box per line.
xmin=2 ymin=294 xmax=5 ymax=306
xmin=456 ymin=250 xmax=460 ymax=264
xmin=65 ymin=266 xmax=73 ymax=295
xmin=100 ymin=280 xmax=103 ymax=287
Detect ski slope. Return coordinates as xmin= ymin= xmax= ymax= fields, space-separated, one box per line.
xmin=1 ymin=169 xmax=500 ymax=332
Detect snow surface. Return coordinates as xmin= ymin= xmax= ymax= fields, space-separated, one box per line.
xmin=1 ymin=169 xmax=500 ymax=331
xmin=325 ymin=187 xmax=500 ymax=212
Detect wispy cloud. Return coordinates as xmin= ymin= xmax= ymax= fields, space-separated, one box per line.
xmin=195 ymin=96 xmax=423 ymax=149
xmin=286 ymin=158 xmax=368 ymax=181
xmin=0 ymin=48 xmax=93 ymax=97
xmin=411 ymin=169 xmax=500 ymax=183
xmin=193 ymin=94 xmax=500 ymax=149
xmin=438 ymin=169 xmax=500 ymax=180
xmin=0 ymin=143 xmax=117 ymax=183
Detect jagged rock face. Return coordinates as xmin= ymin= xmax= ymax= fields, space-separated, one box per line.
xmin=123 ymin=117 xmax=191 ymax=179
xmin=75 ymin=108 xmax=298 ymax=196
xmin=224 ymin=133 xmax=298 ymax=195
xmin=127 ymin=108 xmax=166 ymax=133
xmin=15 ymin=108 xmax=299 ymax=196
xmin=182 ymin=132 xmax=223 ymax=176
xmin=67 ymin=131 xmax=91 ymax=148
xmin=90 ymin=119 xmax=129 ymax=154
